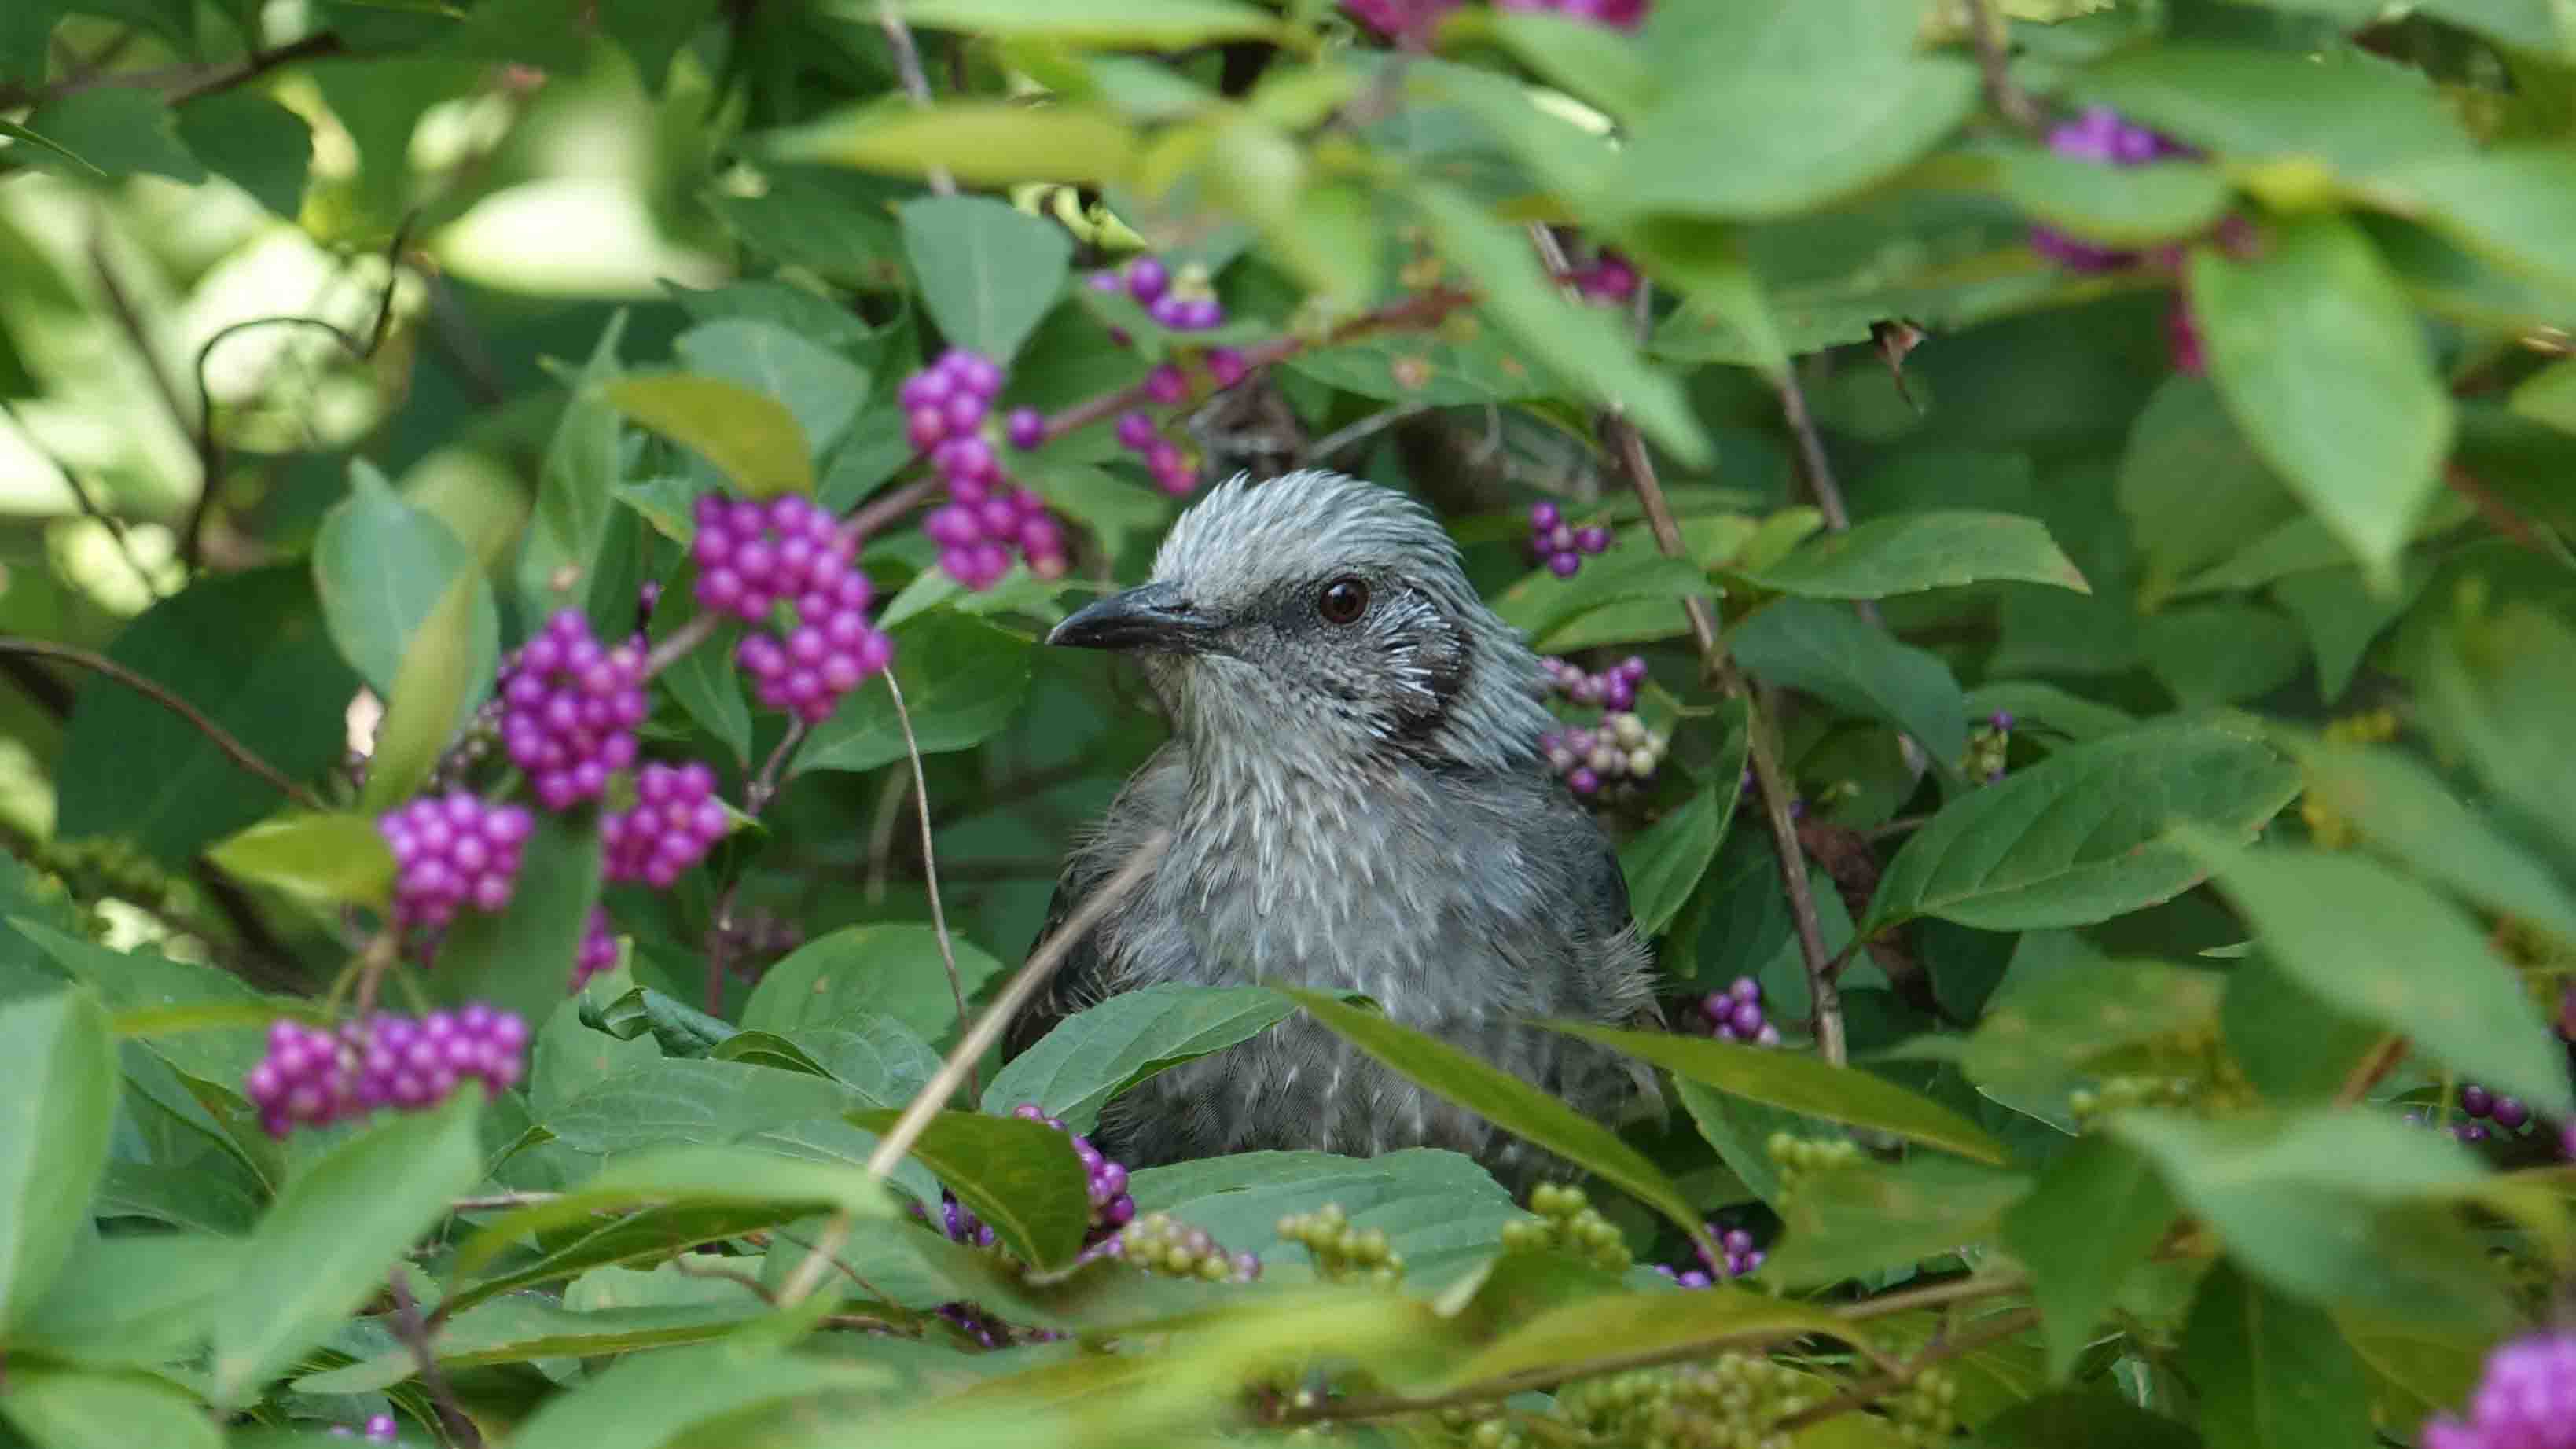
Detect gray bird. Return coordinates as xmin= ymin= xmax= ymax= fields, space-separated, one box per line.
xmin=1016 ymin=469 xmax=1659 ymax=1186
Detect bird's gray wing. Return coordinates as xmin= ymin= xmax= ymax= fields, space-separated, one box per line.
xmin=1003 ymin=747 xmax=1190 ymax=1063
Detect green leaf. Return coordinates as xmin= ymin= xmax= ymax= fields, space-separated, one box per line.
xmin=498 ymin=1341 xmax=893 ymax=1449
xmin=57 ymin=565 xmax=358 ymax=866
xmin=580 ymin=984 xmax=742 ymax=1057
xmin=209 ymin=1094 xmax=486 ymax=1406
xmin=2188 ymin=216 xmax=2452 ymax=590
xmin=1474 ymin=11 xmax=1657 ymax=124
xmin=744 ymin=924 xmax=1005 ymax=1051
xmin=173 ymin=90 xmax=311 ymax=219
xmin=1980 ymin=1392 xmax=2199 ymax=1449
xmin=981 ymin=984 xmax=1295 ymax=1135
xmin=795 ymin=612 xmax=1034 ymax=776
xmin=1411 ymin=182 xmax=1709 ymax=467
xmin=777 ymin=1016 xmax=944 ymax=1106
xmin=205 ymin=811 xmax=395 ymax=910
xmin=1277 ymin=987 xmax=1714 ymax=1256
xmin=673 ymin=318 xmax=871 ymax=461
xmin=13 ymin=921 xmax=269 ymax=1089
xmin=2511 ymin=356 xmax=2576 ymax=436
xmin=443 ymin=1203 xmax=814 ymax=1314
xmin=2075 ymin=43 xmax=2471 ymax=179
xmin=356 ymin=571 xmax=485 ymax=815
xmin=1735 ymin=511 xmax=2088 ymax=599
xmin=542 ymin=1058 xmax=869 ymax=1155
xmin=2221 ymin=954 xmax=2383 ymax=1106
xmin=2182 ymin=1260 xmax=2372 ymax=1449
xmin=1865 ymin=723 xmax=2300 ymax=932
xmin=772 ymin=101 xmax=1141 ymax=186
xmin=1439 ymin=1287 xmax=1856 ymax=1389
xmin=899 ymin=195 xmax=1073 ymax=366
xmin=294 ymin=1294 xmax=766 ymax=1393
xmin=431 ymin=811 xmax=601 ymax=1030
xmin=452 ymin=1143 xmax=892 ymax=1278
xmin=1959 ymin=959 xmax=2225 ymax=1094
xmin=517 ymin=314 xmax=628 ymax=631
xmin=17 ymin=1233 xmax=241 ymax=1369
xmin=0 ymin=1368 xmax=222 ymax=1449
xmin=0 ymin=990 xmax=116 ymax=1331
xmin=2383 ymin=148 xmax=2576 ymax=303
xmin=312 ymin=461 xmax=499 ymax=717
xmin=1994 ymin=153 xmax=2232 ymax=247
xmin=2290 ymin=739 xmax=2576 ymax=945
xmin=848 ymin=1108 xmax=1092 ymax=1269
xmin=1549 ymin=1022 xmax=2009 ymax=1165
xmin=1731 ymin=598 xmax=1970 ymax=770
xmin=2001 ymin=1135 xmax=2177 ymax=1380
xmin=603 ymin=374 xmax=815 ymax=499
xmin=2335 ymin=1310 xmax=2489 ymax=1442
xmin=1614 ymin=53 xmax=1976 ymax=220
xmin=1129 ymin=1148 xmax=1516 ymax=1289
xmin=2107 ymin=1108 xmax=2513 ymax=1327
xmin=17 ymin=87 xmax=205 ymax=184
xmin=844 ymin=0 xmax=1283 ymax=44
xmin=2177 ymin=831 xmax=2572 ymax=1119
xmin=1764 ymin=1154 xmax=2031 ymax=1286
xmin=1490 ymin=539 xmax=1714 ymax=651
xmin=2412 ymin=601 xmax=2576 ymax=866
xmin=650 ymin=611 xmax=752 ymax=767
xmin=1619 ymin=774 xmax=1737 ymax=940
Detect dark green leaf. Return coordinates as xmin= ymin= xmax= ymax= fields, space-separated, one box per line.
xmin=981 ymin=984 xmax=1295 ymax=1135
xmin=743 ymin=924 xmax=1006 ymax=1050
xmin=314 ymin=460 xmax=498 ymax=712
xmin=1865 ymin=723 xmax=2299 ymax=932
xmin=209 ymin=1094 xmax=486 ymax=1406
xmin=451 ymin=1143 xmax=891 ymax=1279
xmin=654 ymin=614 xmax=753 ymax=766
xmin=516 ymin=314 xmax=627 ymax=630
xmin=174 ymin=90 xmax=311 ymax=218
xmin=603 ymin=374 xmax=814 ymax=499
xmin=848 ymin=1108 xmax=1091 ymax=1269
xmin=1277 ymin=987 xmax=1714 ymax=1256
xmin=0 ymin=990 xmax=116 ymax=1331
xmin=673 ymin=318 xmax=870 ymax=461
xmin=1731 ymin=598 xmax=1969 ymax=770
xmin=1619 ymin=768 xmax=1737 ymax=940
xmin=432 ymin=811 xmax=601 ymax=1030
xmin=13 ymin=921 xmax=269 ymax=1089
xmin=1552 ymin=1022 xmax=2008 ymax=1164
xmin=2178 ymin=830 xmax=2572 ymax=1118
xmin=498 ymin=1341 xmax=894 ymax=1449
xmin=205 ymin=812 xmax=395 ymax=910
xmin=777 ymin=1016 xmax=943 ymax=1107
xmin=2001 ymin=1135 xmax=2177 ymax=1379
xmin=2410 ymin=601 xmax=2576 ymax=865
xmin=17 ymin=86 xmax=205 ymax=183
xmin=2290 ymin=738 xmax=2576 ymax=944
xmin=1959 ymin=959 xmax=2224 ymax=1094
xmin=294 ymin=1294 xmax=765 ymax=1393
xmin=1736 ymin=510 xmax=2088 ymax=599
xmin=2220 ymin=954 xmax=2382 ymax=1105
xmin=2181 ymin=1260 xmax=2371 ymax=1449
xmin=2188 ymin=216 xmax=2451 ymax=589
xmin=1490 ymin=539 xmax=1714 ymax=652
xmin=57 ymin=566 xmax=358 ymax=866
xmin=579 ymin=985 xmax=740 ymax=1057
xmin=542 ymin=1058 xmax=868 ymax=1155
xmin=796 ymin=612 xmax=1033 ymax=776
xmin=1980 ymin=1392 xmax=2199 ymax=1449
xmin=898 ymin=195 xmax=1073 ymax=365
xmin=443 ymin=1203 xmax=814 ymax=1313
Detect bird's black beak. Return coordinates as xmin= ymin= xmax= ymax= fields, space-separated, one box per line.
xmin=1047 ymin=580 xmax=1221 ymax=653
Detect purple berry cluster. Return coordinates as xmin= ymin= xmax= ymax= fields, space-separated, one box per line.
xmin=1527 ymin=501 xmax=1612 ymax=578
xmin=571 ymin=904 xmax=618 ymax=991
xmin=1567 ymin=248 xmax=1638 ymax=303
xmin=601 ymin=761 xmax=729 ymax=886
xmin=1542 ymin=712 xmax=1666 ymax=799
xmin=2422 ymin=1329 xmax=2576 ymax=1449
xmin=1089 ymin=255 xmax=1224 ymax=332
xmin=379 ymin=790 xmax=534 ymax=939
xmin=1115 ymin=408 xmax=1200 ymax=497
xmin=1696 ymin=976 xmax=1782 ymax=1048
xmin=326 ymin=1416 xmax=398 ymax=1443
xmin=1496 ymin=0 xmax=1648 ymax=26
xmin=1545 ymin=654 xmax=1646 ymax=712
xmin=1008 ymin=1102 xmax=1137 ymax=1243
xmin=2029 ymin=108 xmax=2194 ymax=274
xmin=244 ymin=1006 xmax=528 ymax=1138
xmin=903 ymin=349 xmax=1070 ymax=590
xmin=690 ymin=494 xmax=895 ymax=723
xmin=2454 ymin=1084 xmax=2534 ymax=1142
xmin=1658 ymin=1226 xmax=1765 ymax=1288
xmin=498 ymin=610 xmax=648 ymax=811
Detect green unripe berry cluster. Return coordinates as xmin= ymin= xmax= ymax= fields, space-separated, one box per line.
xmin=1119 ymin=1211 xmax=1259 ymax=1282
xmin=2068 ymin=1075 xmax=2194 ymax=1126
xmin=1549 ymin=1353 xmax=1818 ymax=1449
xmin=1880 ymin=1367 xmax=1958 ymax=1447
xmin=1497 ymin=1182 xmax=1633 ymax=1274
xmin=1277 ymin=1203 xmax=1406 ymax=1288
xmin=1765 ymin=1132 xmax=1862 ymax=1196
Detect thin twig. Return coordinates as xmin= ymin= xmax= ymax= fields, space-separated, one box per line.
xmin=0 ymin=397 xmax=164 ymax=601
xmin=876 ymin=1 xmax=956 ymax=197
xmin=769 ymin=1226 xmax=903 ymax=1307
xmin=671 ymin=1255 xmax=782 ymax=1304
xmin=2334 ymin=1033 xmax=2409 ymax=1107
xmin=447 ymin=1192 xmax=562 ymax=1214
xmin=386 ymin=1270 xmax=484 ymax=1448
xmin=773 ymin=831 xmax=1171 ymax=1310
xmin=0 ymin=638 xmax=323 ymax=809
xmin=0 ymin=31 xmax=345 ymax=111
xmin=885 ymin=671 xmax=976 ymax=1099
xmin=86 ymin=225 xmax=202 ymax=521
xmin=1775 ymin=367 xmax=1853 ymax=534
xmin=1776 ymin=1307 xmax=2041 ymax=1432
xmin=1303 ymin=403 xmax=1431 ymax=468
xmin=706 ymin=723 xmax=806 ymax=1011
xmin=1836 ymin=1271 xmax=2027 ymax=1322
xmin=1960 ymin=0 xmax=2045 ymax=135
xmin=643 ymin=612 xmax=722 ymax=677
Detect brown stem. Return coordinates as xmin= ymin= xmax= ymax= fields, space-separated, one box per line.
xmin=0 ymin=31 xmax=345 ymax=111
xmin=875 ymin=1 xmax=955 ymax=197
xmin=643 ymin=612 xmax=722 ymax=677
xmin=386 ymin=1270 xmax=483 ymax=1448
xmin=1961 ymin=0 xmax=2044 ymax=135
xmin=706 ymin=723 xmax=806 ymax=1012
xmin=1775 ymin=1307 xmax=2042 ymax=1432
xmin=2334 ymin=1033 xmax=2409 ymax=1107
xmin=884 ymin=671 xmax=976 ymax=1101
xmin=0 ymin=638 xmax=323 ymax=810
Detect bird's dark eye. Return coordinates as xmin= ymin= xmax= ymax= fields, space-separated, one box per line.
xmin=1317 ymin=576 xmax=1370 ymax=626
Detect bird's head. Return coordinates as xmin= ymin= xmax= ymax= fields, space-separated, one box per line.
xmin=1048 ymin=471 xmax=1552 ymax=774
